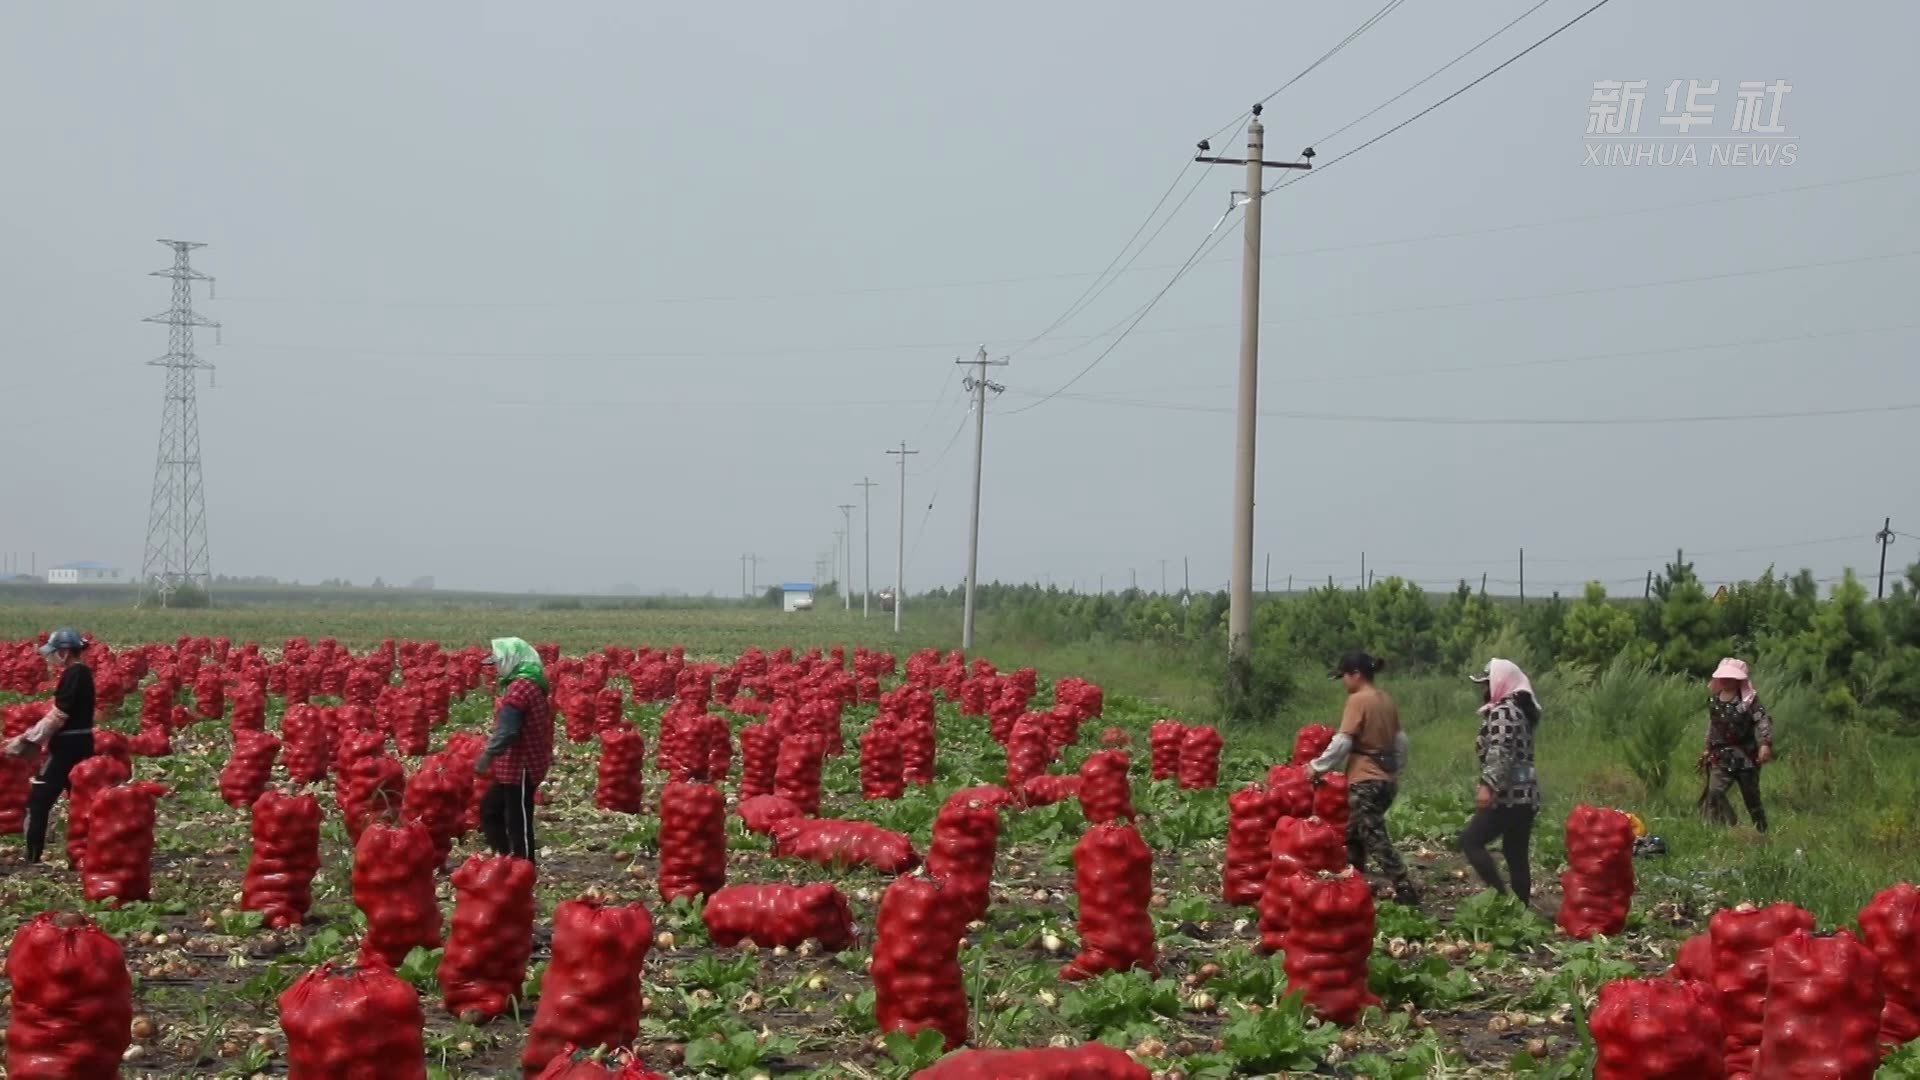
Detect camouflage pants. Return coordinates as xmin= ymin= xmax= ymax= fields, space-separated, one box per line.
xmin=1347 ymin=779 xmax=1416 ymax=897
xmin=1702 ymin=766 xmax=1767 ymax=833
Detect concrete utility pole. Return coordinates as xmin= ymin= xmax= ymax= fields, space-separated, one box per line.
xmin=957 ymin=346 xmax=1008 ymax=651
xmin=1877 ymin=517 xmax=1897 ymax=599
xmin=837 ymin=504 xmax=856 ymax=610
xmin=887 ymin=441 xmax=918 ymax=634
xmin=1160 ymin=558 xmax=1168 ymax=595
xmin=856 ymin=478 xmax=878 ymax=617
xmin=1196 ymin=106 xmax=1311 ymax=708
xmin=739 ymin=553 xmax=753 ymax=599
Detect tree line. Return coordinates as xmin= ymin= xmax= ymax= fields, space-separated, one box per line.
xmin=932 ymin=557 xmax=1920 ymax=733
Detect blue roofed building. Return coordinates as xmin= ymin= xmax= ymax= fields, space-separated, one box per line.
xmin=47 ymin=560 xmax=123 ymax=584
xmin=781 ymin=582 xmax=816 ymax=612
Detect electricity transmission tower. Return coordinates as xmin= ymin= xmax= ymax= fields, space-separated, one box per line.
xmin=139 ymin=240 xmax=219 ymax=608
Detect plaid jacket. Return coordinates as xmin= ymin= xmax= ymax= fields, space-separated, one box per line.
xmin=491 ymin=678 xmax=555 ymax=785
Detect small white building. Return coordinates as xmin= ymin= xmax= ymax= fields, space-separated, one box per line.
xmin=47 ymin=561 xmax=122 ymax=584
xmin=781 ymin=583 xmax=816 ymax=612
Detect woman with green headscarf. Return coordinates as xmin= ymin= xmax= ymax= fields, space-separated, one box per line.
xmin=475 ymin=637 xmax=554 ymax=863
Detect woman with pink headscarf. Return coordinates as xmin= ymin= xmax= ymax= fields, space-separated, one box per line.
xmin=1701 ymin=657 xmax=1773 ymax=833
xmin=1462 ymin=658 xmax=1542 ymax=905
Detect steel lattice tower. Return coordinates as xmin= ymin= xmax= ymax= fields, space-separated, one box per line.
xmin=138 ymin=240 xmax=219 ymax=608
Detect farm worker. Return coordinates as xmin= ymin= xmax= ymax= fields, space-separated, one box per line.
xmin=1699 ymin=656 xmax=1772 ymax=833
xmin=3 ymin=628 xmax=98 ymax=864
xmin=474 ymin=637 xmax=555 ymax=864
xmin=1309 ymin=651 xmax=1419 ymax=906
xmin=1462 ymin=658 xmax=1542 ymax=905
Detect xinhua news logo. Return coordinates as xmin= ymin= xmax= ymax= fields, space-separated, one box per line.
xmin=1584 ymin=79 xmax=1797 ymax=167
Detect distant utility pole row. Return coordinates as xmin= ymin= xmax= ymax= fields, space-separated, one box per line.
xmin=886 ymin=442 xmax=918 ymax=633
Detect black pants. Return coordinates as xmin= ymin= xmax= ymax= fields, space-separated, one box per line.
xmin=1703 ymin=766 xmax=1767 ymax=832
xmin=1460 ymin=804 xmax=1536 ymax=903
xmin=25 ymin=732 xmax=95 ymax=864
xmin=480 ymin=776 xmax=536 ymax=864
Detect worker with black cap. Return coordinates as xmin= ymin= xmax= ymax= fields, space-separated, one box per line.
xmin=1309 ymin=650 xmax=1419 ymax=906
xmin=3 ymin=628 xmax=98 ymax=864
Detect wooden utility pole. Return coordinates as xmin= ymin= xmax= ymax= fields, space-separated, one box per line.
xmin=1195 ymin=105 xmax=1311 ymax=707
xmin=887 ymin=441 xmax=918 ymax=634
xmin=1519 ymin=548 xmax=1527 ymax=606
xmin=1877 ymin=517 xmax=1896 ymax=599
xmin=957 ymin=346 xmax=1008 ymax=651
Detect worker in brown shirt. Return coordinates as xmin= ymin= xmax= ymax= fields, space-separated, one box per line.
xmin=1309 ymin=651 xmax=1419 ymax=906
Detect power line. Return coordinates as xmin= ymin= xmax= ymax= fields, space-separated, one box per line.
xmin=1202 ymin=0 xmax=1413 ymax=145
xmin=1012 ymin=120 xmax=1248 ymax=357
xmin=1005 ymin=207 xmax=1243 ymax=415
xmin=1314 ymin=0 xmax=1556 ymax=146
xmin=1000 ymin=395 xmax=1920 ymax=427
xmin=229 ymin=242 xmax=1920 ymax=369
xmin=1268 ymin=0 xmax=1620 ymax=194
xmin=1012 ymin=320 xmax=1920 ymax=401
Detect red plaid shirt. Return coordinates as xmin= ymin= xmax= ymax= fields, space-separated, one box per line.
xmin=491 ymin=678 xmax=555 ymax=785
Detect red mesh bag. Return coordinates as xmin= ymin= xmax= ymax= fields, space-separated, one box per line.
xmin=80 ymin=780 xmax=169 ymax=904
xmin=280 ymin=703 xmax=331 ymax=784
xmin=1148 ymin=720 xmax=1186 ymax=780
xmin=533 ymin=1047 xmax=667 ymax=1079
xmin=1259 ymin=815 xmax=1348 ymax=954
xmin=595 ymin=726 xmax=646 ymax=814
xmin=244 ymin=790 xmax=323 ymax=928
xmin=1590 ymin=976 xmax=1726 ymax=1079
xmin=1557 ymin=805 xmax=1637 ymax=939
xmin=738 ymin=721 xmax=779 ymax=799
xmin=1290 ymin=724 xmax=1335 ymax=766
xmin=352 ymin=821 xmax=443 ymax=967
xmin=1711 ymin=902 xmax=1816 ymax=1078
xmin=1755 ymin=929 xmax=1884 ymax=1080
xmin=860 ymin=719 xmax=906 ymax=801
xmin=1311 ymin=772 xmax=1351 ymax=831
xmin=770 ymin=817 xmax=920 ymax=875
xmin=220 ymin=729 xmax=281 ymax=809
xmin=773 ymin=735 xmax=825 ymax=816
xmin=400 ymin=752 xmax=468 ymax=869
xmin=278 ymin=962 xmax=427 ymax=1079
xmin=521 ymin=898 xmax=653 ymax=1076
xmin=1076 ymin=750 xmax=1134 ymax=825
xmin=703 ymin=883 xmax=855 ymax=951
xmin=898 ymin=715 xmax=936 ymax=786
xmin=873 ymin=874 xmax=968 ymax=1050
xmin=340 ymin=752 xmax=407 ymax=845
xmin=4 ymin=912 xmax=133 ymax=1080
xmin=1265 ymin=764 xmax=1312 ymax=818
xmin=658 ymin=781 xmax=727 ymax=903
xmin=1021 ymin=773 xmax=1082 ymax=807
xmin=927 ymin=793 xmax=1000 ymax=926
xmin=1062 ymin=822 xmax=1157 ymax=981
xmin=736 ymin=794 xmax=803 ymax=834
xmin=1282 ymin=869 xmax=1379 ymax=1024
xmin=1223 ymin=783 xmax=1281 ymax=907
xmin=1858 ymin=882 xmax=1920 ymax=1047
xmin=914 ymin=1042 xmax=1150 ymax=1079
xmin=439 ymin=855 xmax=537 ymax=1022
xmin=1005 ymin=715 xmax=1053 ymax=793
xmin=1177 ymin=725 xmax=1223 ymax=789
xmin=64 ymin=753 xmax=131 ymax=868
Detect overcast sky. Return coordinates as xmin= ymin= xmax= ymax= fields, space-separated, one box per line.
xmin=2 ymin=1 xmax=1914 ymax=598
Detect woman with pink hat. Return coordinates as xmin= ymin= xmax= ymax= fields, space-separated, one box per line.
xmin=1701 ymin=657 xmax=1773 ymax=833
